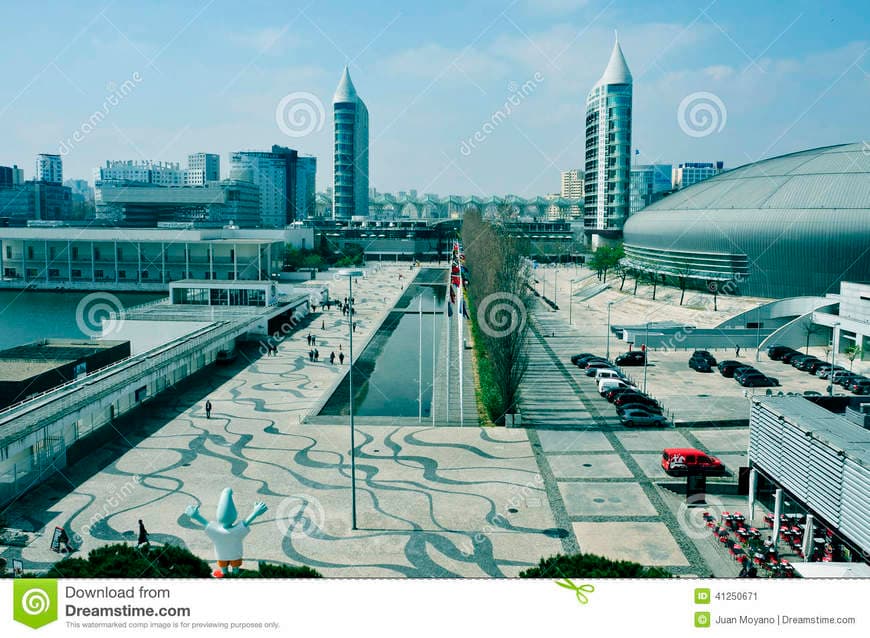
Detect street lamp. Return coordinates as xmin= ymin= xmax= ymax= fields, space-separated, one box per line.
xmin=334 ymin=267 xmax=365 ymax=530
xmin=829 ymin=321 xmax=840 ymax=397
xmin=606 ymin=301 xmax=614 ymax=360
xmin=642 ymin=321 xmax=650 ymax=393
xmin=569 ymin=278 xmax=582 ymax=325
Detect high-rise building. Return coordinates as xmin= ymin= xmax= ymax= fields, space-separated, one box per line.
xmin=560 ymin=169 xmax=584 ymax=198
xmin=584 ymin=35 xmax=632 ymax=238
xmin=629 ymin=164 xmax=672 ymax=214
xmin=672 ymin=161 xmax=724 ymax=190
xmin=36 ymin=154 xmax=63 ymax=183
xmin=186 ymin=153 xmax=220 ymax=185
xmin=229 ymin=147 xmax=316 ymax=227
xmin=333 ymin=67 xmax=369 ymax=219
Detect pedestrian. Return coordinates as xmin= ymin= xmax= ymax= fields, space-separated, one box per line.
xmin=339 ymin=343 xmax=342 ymax=352
xmin=322 ymin=320 xmax=325 ymax=331
xmin=314 ymin=348 xmax=319 ymax=361
xmin=353 ymin=322 xmax=358 ymax=333
xmin=57 ymin=528 xmax=73 ymax=553
xmin=738 ymin=557 xmax=749 ymax=577
xmin=312 ymin=303 xmax=317 ymax=312
xmin=736 ymin=345 xmax=741 ymax=357
xmin=330 ymin=351 xmax=335 ymax=365
xmin=339 ymin=352 xmax=345 ymax=365
xmin=205 ymin=399 xmax=212 ymax=419
xmin=344 ymin=296 xmax=348 ymax=306
xmin=137 ymin=519 xmax=150 ymax=549
xmin=312 ymin=335 xmax=316 ymax=346
xmin=271 ymin=344 xmax=278 ymax=356
xmin=309 ymin=349 xmax=314 ymax=362
xmin=306 ymin=333 xmax=311 ymax=346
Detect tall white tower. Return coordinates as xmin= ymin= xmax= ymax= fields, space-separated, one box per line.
xmin=333 ymin=67 xmax=369 ymax=219
xmin=584 ymin=34 xmax=632 ymax=240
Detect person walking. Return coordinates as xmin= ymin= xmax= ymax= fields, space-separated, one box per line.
xmin=330 ymin=351 xmax=335 ymax=365
xmin=736 ymin=345 xmax=741 ymax=357
xmin=322 ymin=320 xmax=325 ymax=331
xmin=311 ymin=335 xmax=316 ymax=346
xmin=205 ymin=399 xmax=212 ymax=419
xmin=339 ymin=352 xmax=345 ymax=365
xmin=314 ymin=348 xmax=319 ymax=362
xmin=306 ymin=333 xmax=311 ymax=346
xmin=309 ymin=349 xmax=314 ymax=362
xmin=137 ymin=519 xmax=150 ymax=549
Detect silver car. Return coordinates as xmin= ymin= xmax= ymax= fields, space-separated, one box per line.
xmin=619 ymin=409 xmax=669 ymax=427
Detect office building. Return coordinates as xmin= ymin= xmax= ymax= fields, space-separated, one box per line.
xmin=584 ymin=35 xmax=632 ymax=240
xmin=36 ymin=154 xmax=63 ymax=184
xmin=672 ymin=161 xmax=724 ymax=190
xmin=230 ymin=147 xmax=315 ymax=227
xmin=560 ymin=169 xmax=584 ymax=198
xmin=629 ymin=164 xmax=672 ymax=214
xmin=333 ymin=67 xmax=369 ymax=219
xmin=0 ymin=180 xmax=72 ymax=222
xmin=0 ymin=165 xmax=24 ymax=189
xmin=95 ymin=160 xmax=185 ymax=186
xmin=186 ymin=153 xmax=220 ymax=185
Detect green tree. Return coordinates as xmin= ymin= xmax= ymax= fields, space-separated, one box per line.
xmin=845 ymin=344 xmax=864 ymax=371
xmin=236 ymin=562 xmax=323 ymax=578
xmin=519 ymin=552 xmax=672 ymax=578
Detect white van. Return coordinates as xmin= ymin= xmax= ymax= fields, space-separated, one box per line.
xmin=594 ymin=368 xmax=623 ymax=382
xmin=598 ymin=378 xmax=632 ymax=395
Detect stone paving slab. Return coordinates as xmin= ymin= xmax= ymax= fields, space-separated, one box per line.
xmin=690 ymin=428 xmax=750 ymax=453
xmin=558 ymin=482 xmax=658 ymax=517
xmin=536 ymin=430 xmax=614 ymax=453
xmin=547 ymin=454 xmax=634 ymax=480
xmin=572 ymin=522 xmax=690 ymax=567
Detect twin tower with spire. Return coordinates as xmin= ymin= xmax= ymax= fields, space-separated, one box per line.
xmin=584 ymin=33 xmax=633 ymax=243
xmin=332 ymin=66 xmax=369 ymax=220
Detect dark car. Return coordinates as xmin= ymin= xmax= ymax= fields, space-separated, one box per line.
xmin=585 ymin=362 xmax=615 ymax=376
xmin=692 ymin=350 xmax=717 ymax=366
xmin=780 ymin=351 xmax=804 ymax=364
xmin=689 ymin=356 xmax=713 ymax=372
xmin=818 ymin=365 xmax=846 ymax=379
xmin=615 ymin=351 xmax=646 ymax=366
xmin=717 ymin=360 xmax=744 ymax=377
xmin=614 ymin=392 xmax=659 ymax=408
xmin=738 ymin=374 xmax=780 ymax=387
xmin=577 ymin=357 xmax=609 ymax=369
xmin=616 ymin=402 xmax=664 ymax=416
xmin=767 ymin=345 xmax=797 ymax=361
xmin=605 ymin=386 xmax=642 ymax=402
xmin=833 ymin=372 xmax=863 ymax=387
xmin=620 ymin=410 xmax=669 ymax=427
xmin=790 ymin=355 xmax=817 ymax=369
xmin=805 ymin=359 xmax=829 ymax=374
xmin=851 ymin=381 xmax=870 ymax=395
xmin=845 ymin=376 xmax=869 ymax=392
xmin=570 ymin=353 xmax=597 ymax=365
xmin=733 ymin=366 xmax=760 ymax=381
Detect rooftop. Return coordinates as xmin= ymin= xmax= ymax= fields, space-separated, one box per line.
xmin=0 ymin=339 xmax=128 ymax=382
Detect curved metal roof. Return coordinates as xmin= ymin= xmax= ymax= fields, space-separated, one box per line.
xmin=595 ymin=36 xmax=632 ymax=87
xmin=333 ymin=66 xmax=358 ymax=103
xmin=622 ymin=143 xmax=870 ymax=298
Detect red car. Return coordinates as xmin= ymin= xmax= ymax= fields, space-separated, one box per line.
xmin=661 ymin=447 xmax=725 ymax=476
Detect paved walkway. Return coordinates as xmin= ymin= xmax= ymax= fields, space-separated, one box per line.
xmin=1 ymin=264 xmax=562 ymax=577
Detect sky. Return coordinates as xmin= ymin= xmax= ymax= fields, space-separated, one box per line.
xmin=0 ymin=0 xmax=867 ymax=196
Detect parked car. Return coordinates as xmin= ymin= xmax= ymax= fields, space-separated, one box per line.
xmin=689 ymin=356 xmax=713 ymax=372
xmin=615 ymin=351 xmax=646 ymax=366
xmin=717 ymin=360 xmax=744 ymax=377
xmin=817 ymin=365 xmax=845 ymax=379
xmin=578 ymin=357 xmax=610 ymax=369
xmin=791 ymin=355 xmax=818 ymax=370
xmin=570 ymin=353 xmax=597 ymax=365
xmin=620 ymin=410 xmax=669 ymax=428
xmin=844 ymin=376 xmax=869 ymax=392
xmin=605 ymin=386 xmax=641 ymax=402
xmin=616 ymin=402 xmax=664 ymax=416
xmin=851 ymin=381 xmax=870 ymax=395
xmin=833 ymin=371 xmax=863 ymax=387
xmin=215 ymin=347 xmax=237 ymax=365
xmin=738 ymin=374 xmax=780 ymax=387
xmin=767 ymin=345 xmax=797 ymax=360
xmin=599 ymin=378 xmax=633 ymax=395
xmin=733 ymin=366 xmax=760 ymax=381
xmin=594 ymin=368 xmax=625 ymax=382
xmin=585 ymin=362 xmax=615 ymax=376
xmin=805 ymin=359 xmax=830 ymax=374
xmin=661 ymin=448 xmax=725 ymax=476
xmin=614 ymin=392 xmax=659 ymax=408
xmin=780 ymin=351 xmax=805 ymax=364
xmin=692 ymin=350 xmax=717 ymax=365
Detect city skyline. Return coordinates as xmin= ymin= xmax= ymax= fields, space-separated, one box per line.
xmin=0 ymin=1 xmax=867 ymax=196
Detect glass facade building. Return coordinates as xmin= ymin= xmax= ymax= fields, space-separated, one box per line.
xmin=584 ymin=37 xmax=632 ymax=235
xmin=333 ymin=67 xmax=369 ymax=219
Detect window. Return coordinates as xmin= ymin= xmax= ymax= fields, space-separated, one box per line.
xmin=141 ymin=271 xmax=149 ymax=279
xmin=48 ymin=268 xmax=60 ymax=278
xmin=84 ymin=270 xmax=92 ymax=279
xmin=119 ymin=270 xmax=126 ymax=279
xmin=27 ymin=246 xmax=34 ymax=259
xmin=94 ymin=248 xmax=101 ymax=260
xmin=72 ymin=246 xmax=79 ymax=259
xmin=4 ymin=246 xmax=10 ymax=259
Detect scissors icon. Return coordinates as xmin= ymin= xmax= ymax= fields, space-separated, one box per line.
xmin=555 ymin=578 xmax=595 ymax=604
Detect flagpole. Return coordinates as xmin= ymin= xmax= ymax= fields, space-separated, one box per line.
xmin=457 ymin=252 xmax=464 ymax=427
xmin=431 ymin=287 xmax=437 ymax=427
xmin=418 ymin=292 xmax=423 ymax=423
xmin=444 ymin=272 xmax=450 ymax=424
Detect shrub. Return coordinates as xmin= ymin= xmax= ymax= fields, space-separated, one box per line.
xmin=46 ymin=544 xmax=211 ymax=578
xmin=519 ymin=552 xmax=672 ymax=579
xmin=235 ymin=562 xmax=323 ymax=578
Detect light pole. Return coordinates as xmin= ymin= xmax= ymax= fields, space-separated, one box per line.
xmin=569 ymin=278 xmax=582 ymax=325
xmin=829 ymin=321 xmax=840 ymax=396
xmin=553 ymin=265 xmax=558 ymax=306
xmin=335 ymin=268 xmax=365 ymax=530
xmin=606 ymin=301 xmax=614 ymax=360
xmin=642 ymin=321 xmax=650 ymax=393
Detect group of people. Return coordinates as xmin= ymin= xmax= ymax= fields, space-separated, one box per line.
xmin=264 ymin=343 xmax=278 ymax=356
